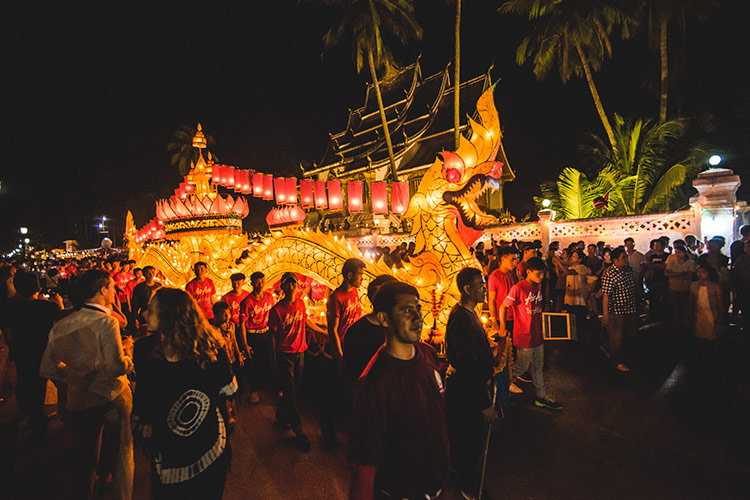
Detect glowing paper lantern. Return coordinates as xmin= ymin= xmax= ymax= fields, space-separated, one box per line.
xmin=286 ymin=178 xmax=298 ymax=205
xmin=235 ymin=170 xmax=251 ymax=194
xmin=371 ymin=181 xmax=387 ymax=214
xmin=211 ymin=165 xmax=221 ymax=184
xmin=263 ymin=174 xmax=274 ymax=200
xmin=391 ymin=181 xmax=409 ymax=214
xmin=274 ymin=177 xmax=287 ymax=204
xmin=314 ymin=180 xmax=328 ymax=209
xmin=348 ymin=181 xmax=363 ymax=212
xmin=224 ymin=166 xmax=236 ymax=187
xmin=328 ymin=180 xmax=343 ymax=211
xmin=300 ymin=179 xmax=314 ymax=208
xmin=253 ymin=173 xmax=264 ymax=197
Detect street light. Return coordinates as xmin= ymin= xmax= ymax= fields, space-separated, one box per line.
xmin=20 ymin=227 xmax=28 ymax=235
xmin=708 ymin=155 xmax=722 ymax=166
xmin=542 ymin=199 xmax=552 ymax=208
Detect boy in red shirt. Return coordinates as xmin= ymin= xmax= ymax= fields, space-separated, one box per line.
xmin=269 ymin=272 xmax=326 ymax=452
xmin=499 ymin=257 xmax=563 ymax=410
xmin=185 ymin=261 xmax=216 ymax=320
xmin=323 ymin=258 xmax=365 ymax=448
xmin=239 ymin=272 xmax=276 ymax=404
xmin=221 ymin=273 xmax=249 ymax=327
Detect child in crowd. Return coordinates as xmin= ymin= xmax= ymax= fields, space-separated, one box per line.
xmin=498 ymin=257 xmax=563 ymax=410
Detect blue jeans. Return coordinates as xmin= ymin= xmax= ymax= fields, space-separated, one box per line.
xmin=515 ymin=344 xmax=546 ymax=399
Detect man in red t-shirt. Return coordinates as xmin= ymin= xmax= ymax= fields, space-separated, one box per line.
xmin=349 ymin=281 xmax=449 ymax=500
xmin=239 ymin=271 xmax=276 ymax=404
xmin=488 ymin=246 xmax=519 ymax=331
xmin=269 ymin=272 xmax=326 ymax=452
xmin=221 ymin=273 xmax=249 ymax=328
xmin=185 ymin=261 xmax=216 ymax=320
xmin=499 ymin=257 xmax=562 ymax=410
xmin=323 ymin=258 xmax=365 ymax=448
xmin=515 ymin=243 xmax=537 ymax=281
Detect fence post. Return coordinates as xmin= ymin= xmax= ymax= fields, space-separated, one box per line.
xmin=537 ymin=209 xmax=555 ymax=250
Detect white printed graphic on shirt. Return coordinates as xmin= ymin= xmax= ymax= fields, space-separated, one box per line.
xmin=167 ymin=389 xmax=211 ymax=437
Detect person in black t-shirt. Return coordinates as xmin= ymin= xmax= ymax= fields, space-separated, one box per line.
xmin=132 ymin=287 xmax=237 ymax=500
xmin=0 ymin=271 xmax=61 ymax=435
xmin=348 ymin=281 xmax=449 ymax=500
xmin=342 ymin=274 xmax=396 ymax=397
xmin=445 ymin=267 xmax=498 ymax=500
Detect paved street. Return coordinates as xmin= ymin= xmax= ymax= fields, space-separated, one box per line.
xmin=1 ymin=324 xmax=748 ymax=500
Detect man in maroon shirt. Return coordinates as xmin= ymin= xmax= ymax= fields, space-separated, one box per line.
xmin=349 ymin=281 xmax=449 ymax=500
xmin=323 ymin=258 xmax=365 ymax=448
xmin=268 ymin=272 xmax=326 ymax=452
xmin=185 ymin=261 xmax=216 ymax=320
xmin=239 ymin=271 xmax=276 ymax=404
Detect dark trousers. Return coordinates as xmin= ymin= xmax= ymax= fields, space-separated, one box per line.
xmin=445 ymin=381 xmax=485 ymax=496
xmin=15 ymin=361 xmax=47 ymax=432
xmin=320 ymin=355 xmax=345 ymax=437
xmin=246 ymin=333 xmax=274 ymax=392
xmin=151 ymin=451 xmax=229 ymax=500
xmin=277 ymin=351 xmax=304 ymax=434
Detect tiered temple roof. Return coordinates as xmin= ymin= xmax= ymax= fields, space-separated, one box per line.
xmin=304 ymin=61 xmax=514 ymax=181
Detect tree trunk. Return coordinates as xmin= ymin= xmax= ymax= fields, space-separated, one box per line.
xmin=453 ymin=0 xmax=461 ymax=150
xmin=368 ymin=49 xmax=398 ymax=181
xmin=575 ymin=43 xmax=616 ymax=150
xmin=659 ymin=13 xmax=668 ymax=124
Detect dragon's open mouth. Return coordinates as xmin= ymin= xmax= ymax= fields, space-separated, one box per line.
xmin=442 ymin=173 xmax=498 ymax=229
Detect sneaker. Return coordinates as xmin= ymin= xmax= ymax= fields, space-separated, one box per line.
xmin=535 ymin=397 xmax=563 ymax=411
xmin=616 ymin=362 xmax=631 ymax=372
xmin=517 ymin=374 xmax=532 ymax=383
xmin=509 ymin=382 xmax=523 ymax=394
xmin=294 ymin=433 xmax=311 ymax=452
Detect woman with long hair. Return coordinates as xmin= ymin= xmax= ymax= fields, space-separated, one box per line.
xmin=132 ymin=287 xmax=237 ymax=500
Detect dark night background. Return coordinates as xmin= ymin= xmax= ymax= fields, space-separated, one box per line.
xmin=2 ymin=1 xmax=748 ymax=251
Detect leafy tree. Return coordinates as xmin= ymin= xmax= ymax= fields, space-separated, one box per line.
xmin=166 ymin=125 xmax=218 ymax=177
xmin=315 ymin=0 xmax=422 ymax=180
xmin=499 ymin=0 xmax=635 ymax=150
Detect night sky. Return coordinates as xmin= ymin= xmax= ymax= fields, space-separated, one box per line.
xmin=3 ymin=1 xmax=748 ymax=251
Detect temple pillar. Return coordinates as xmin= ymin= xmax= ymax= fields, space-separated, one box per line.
xmin=690 ymin=168 xmax=741 ymax=255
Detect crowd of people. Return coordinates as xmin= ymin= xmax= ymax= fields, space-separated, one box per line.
xmin=0 ymin=224 xmax=748 ymax=500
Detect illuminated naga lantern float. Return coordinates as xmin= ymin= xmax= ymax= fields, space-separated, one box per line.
xmin=126 ymin=85 xmax=510 ymax=337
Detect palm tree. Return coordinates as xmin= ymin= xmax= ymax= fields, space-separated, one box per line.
xmin=317 ymin=0 xmax=422 ymax=180
xmin=579 ymin=114 xmax=706 ymax=215
xmin=538 ymin=114 xmax=707 ymax=218
xmin=638 ymin=0 xmax=720 ymax=123
xmin=499 ymin=0 xmax=635 ymax=150
xmin=166 ymin=125 xmax=218 ymax=177
xmin=450 ymin=0 xmax=462 ymax=150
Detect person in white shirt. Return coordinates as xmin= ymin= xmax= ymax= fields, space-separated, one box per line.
xmin=40 ymin=269 xmax=134 ymax=500
xmin=624 ymin=238 xmax=645 ymax=312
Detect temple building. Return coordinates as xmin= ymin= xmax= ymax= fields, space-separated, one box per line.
xmin=302 ymin=61 xmax=515 ymax=232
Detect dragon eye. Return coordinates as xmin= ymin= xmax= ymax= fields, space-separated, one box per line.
xmin=439 ymin=151 xmax=465 ymax=183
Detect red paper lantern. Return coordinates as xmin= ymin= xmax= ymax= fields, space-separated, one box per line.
xmin=286 ymin=178 xmax=297 ymax=205
xmin=328 ymin=180 xmax=343 ymax=211
xmin=274 ymin=177 xmax=287 ymax=204
xmin=300 ymin=179 xmax=314 ymax=208
xmin=211 ymin=165 xmax=221 ymax=184
xmin=263 ymin=174 xmax=274 ymax=200
xmin=253 ymin=173 xmax=264 ymax=197
xmin=314 ymin=180 xmax=328 ymax=209
xmin=371 ymin=181 xmax=388 ymax=214
xmin=391 ymin=181 xmax=409 ymax=214
xmin=235 ymin=170 xmax=250 ymax=193
xmin=348 ymin=181 xmax=363 ymax=212
xmin=224 ymin=166 xmax=236 ymax=187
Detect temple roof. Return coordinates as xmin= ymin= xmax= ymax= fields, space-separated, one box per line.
xmin=305 ymin=61 xmax=512 ymax=180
